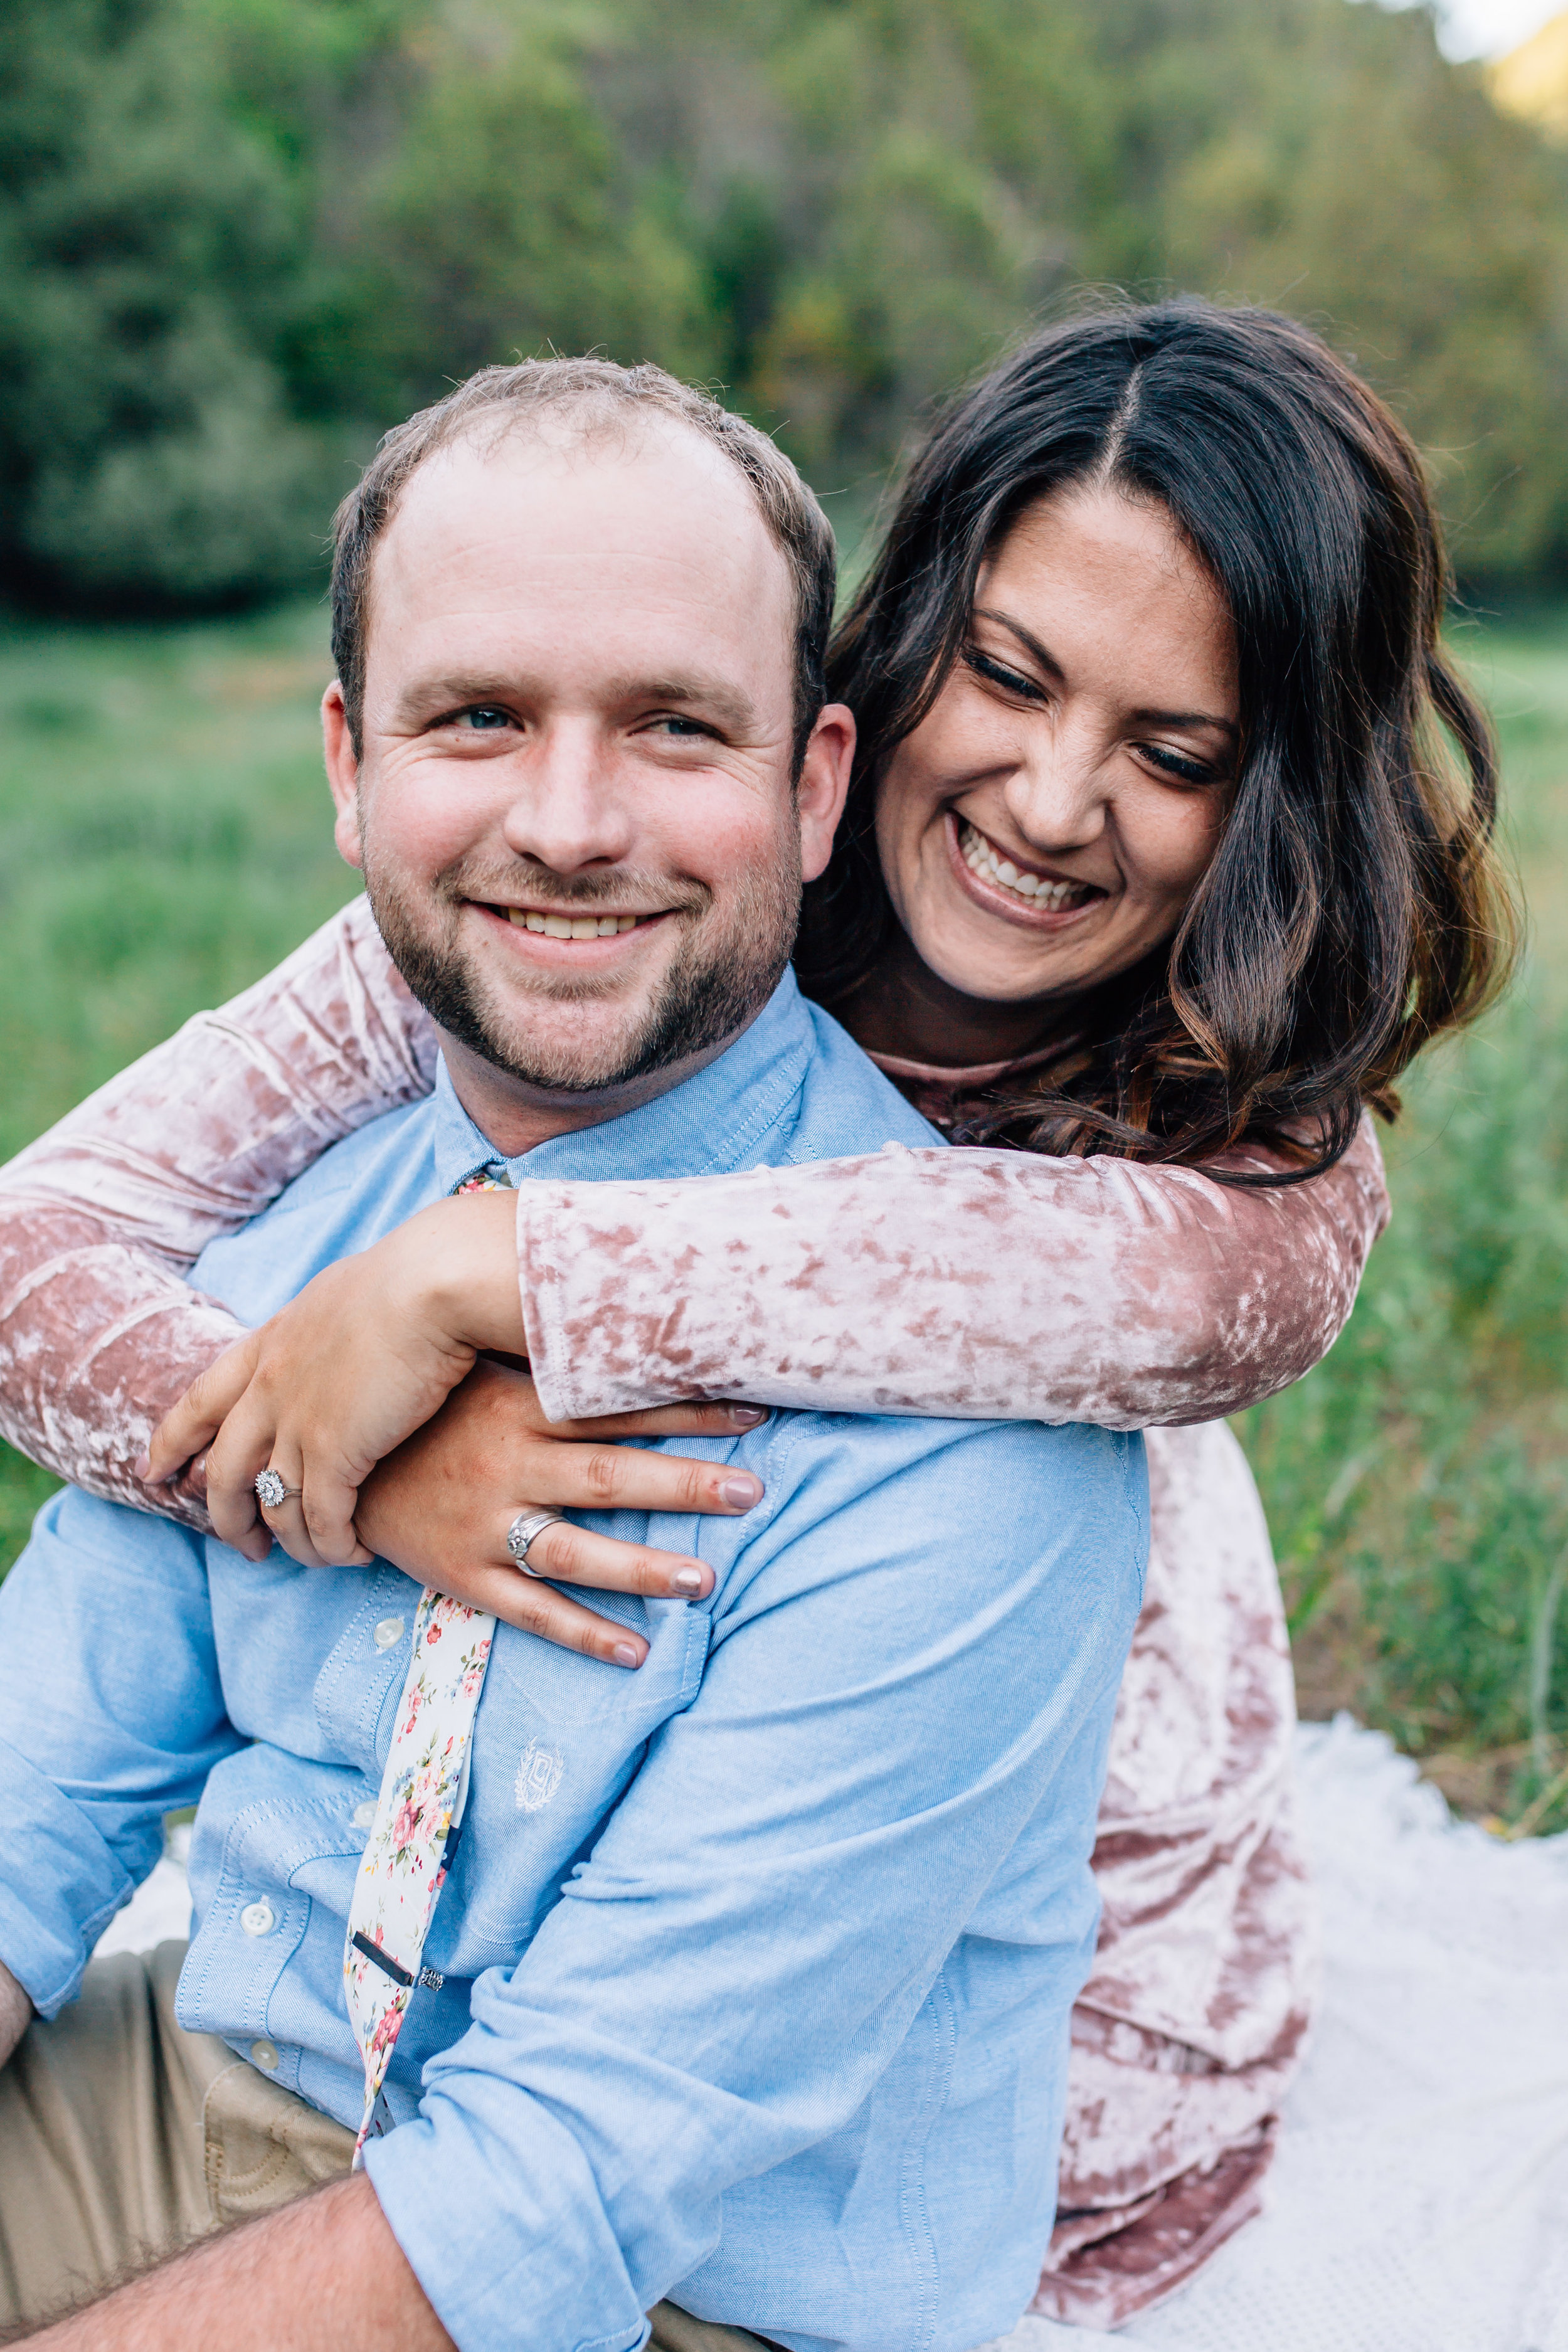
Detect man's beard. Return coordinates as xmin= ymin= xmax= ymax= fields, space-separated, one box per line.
xmin=363 ymin=845 xmax=802 ymax=1094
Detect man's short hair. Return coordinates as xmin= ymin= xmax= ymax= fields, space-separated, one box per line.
xmin=330 ymin=358 xmax=837 ymax=775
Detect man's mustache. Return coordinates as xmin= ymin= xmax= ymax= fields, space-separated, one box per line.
xmin=435 ymin=858 xmax=711 ymax=918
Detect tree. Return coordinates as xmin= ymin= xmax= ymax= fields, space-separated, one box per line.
xmin=0 ymin=0 xmax=334 ymax=606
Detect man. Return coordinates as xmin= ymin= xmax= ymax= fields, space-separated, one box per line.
xmin=0 ymin=359 xmax=1145 ymax=2352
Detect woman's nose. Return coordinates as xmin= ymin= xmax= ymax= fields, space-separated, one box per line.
xmin=999 ymin=717 xmax=1110 ymax=856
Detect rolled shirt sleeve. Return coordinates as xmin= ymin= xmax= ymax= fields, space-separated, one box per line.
xmin=0 ymin=1488 xmax=241 ymax=2014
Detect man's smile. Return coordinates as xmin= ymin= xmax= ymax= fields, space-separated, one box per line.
xmin=467 ymin=896 xmax=679 ymax=970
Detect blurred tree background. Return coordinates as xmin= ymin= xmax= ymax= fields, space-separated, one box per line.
xmin=8 ymin=0 xmax=1568 ymax=1827
xmin=6 ymin=0 xmax=1568 ymax=607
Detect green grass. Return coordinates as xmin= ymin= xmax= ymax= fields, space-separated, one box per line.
xmin=0 ymin=598 xmax=356 ymax=1576
xmin=2 ymin=600 xmax=1567 ymax=1829
xmin=1239 ymin=612 xmax=1568 ymax=1831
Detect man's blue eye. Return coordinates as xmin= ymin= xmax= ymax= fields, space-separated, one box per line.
xmin=462 ymin=707 xmax=509 ymax=730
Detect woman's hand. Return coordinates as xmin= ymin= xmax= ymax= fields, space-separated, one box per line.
xmin=350 ymin=1359 xmax=761 ymax=1665
xmin=138 ymin=1188 xmax=760 ymax=1576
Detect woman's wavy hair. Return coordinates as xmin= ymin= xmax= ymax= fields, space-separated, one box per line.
xmin=796 ymin=300 xmax=1516 ymax=1180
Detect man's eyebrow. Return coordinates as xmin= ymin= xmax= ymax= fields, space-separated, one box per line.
xmin=391 ymin=673 xmax=523 ymax=721
xmin=973 ymin=607 xmax=1238 ymax=740
xmin=605 ymin=674 xmax=761 ymax=734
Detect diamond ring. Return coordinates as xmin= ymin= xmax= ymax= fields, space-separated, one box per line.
xmin=506 ymin=1509 xmax=564 ymax=1576
xmin=254 ymin=1469 xmax=304 ymax=1511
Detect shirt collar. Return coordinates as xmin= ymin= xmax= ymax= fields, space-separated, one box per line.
xmin=433 ymin=969 xmax=816 ymax=1194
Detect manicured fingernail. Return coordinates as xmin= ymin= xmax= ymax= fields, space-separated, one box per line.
xmin=132 ymin=1453 xmax=152 ymax=1481
xmin=670 ymin=1565 xmax=705 ymax=1594
xmin=719 ymin=1474 xmax=762 ymax=1508
xmin=612 ymin=1641 xmax=643 ymax=1668
xmin=727 ymin=1406 xmax=768 ymax=1427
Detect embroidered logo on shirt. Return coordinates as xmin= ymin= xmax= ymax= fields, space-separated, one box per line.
xmin=515 ymin=1737 xmax=565 ymax=1813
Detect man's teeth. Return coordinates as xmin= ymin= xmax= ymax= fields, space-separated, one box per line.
xmin=507 ymin=909 xmax=642 ymax=938
xmin=958 ymin=820 xmax=1089 ymax=910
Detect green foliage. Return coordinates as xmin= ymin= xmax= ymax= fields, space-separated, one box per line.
xmin=0 ymin=0 xmax=337 ymax=605
xmin=6 ymin=0 xmax=1568 ymax=608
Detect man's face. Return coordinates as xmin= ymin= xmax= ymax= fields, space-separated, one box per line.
xmin=323 ymin=418 xmax=851 ymax=1122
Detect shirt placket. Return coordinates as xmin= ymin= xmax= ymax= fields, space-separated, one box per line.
xmin=341 ymin=1162 xmax=512 ymax=2159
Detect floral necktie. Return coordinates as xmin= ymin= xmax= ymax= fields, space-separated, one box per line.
xmin=342 ymin=1163 xmax=511 ymax=2160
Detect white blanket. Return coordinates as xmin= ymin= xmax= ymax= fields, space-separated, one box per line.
xmin=98 ymin=1717 xmax=1568 ymax=2349
xmin=986 ymin=1717 xmax=1568 ymax=2352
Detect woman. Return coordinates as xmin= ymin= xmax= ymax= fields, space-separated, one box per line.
xmin=0 ymin=304 xmax=1509 ymax=2325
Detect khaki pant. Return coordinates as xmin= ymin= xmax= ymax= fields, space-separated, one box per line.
xmin=0 ymin=1944 xmax=773 ymax=2348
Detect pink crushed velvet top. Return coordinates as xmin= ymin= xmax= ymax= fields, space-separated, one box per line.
xmin=0 ymin=895 xmax=1390 ymax=2326
xmin=0 ymin=896 xmax=1389 ymax=1512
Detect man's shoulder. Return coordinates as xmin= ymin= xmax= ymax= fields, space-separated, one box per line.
xmin=191 ymin=1095 xmax=440 ymax=1322
xmin=780 ymin=1002 xmax=944 ymax=1165
xmin=724 ymin=1403 xmax=1148 ymax=1599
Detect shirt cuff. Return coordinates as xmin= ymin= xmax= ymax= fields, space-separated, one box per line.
xmin=365 ymin=2077 xmax=652 ymax=2352
xmin=0 ymin=1744 xmax=142 ymax=2015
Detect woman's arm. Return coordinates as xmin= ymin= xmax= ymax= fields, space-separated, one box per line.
xmin=512 ymin=1121 xmax=1391 ymax=1428
xmin=0 ymin=897 xmax=437 ymax=1522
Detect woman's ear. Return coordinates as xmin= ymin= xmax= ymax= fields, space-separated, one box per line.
xmin=797 ymin=702 xmax=857 ymax=882
xmin=322 ymin=682 xmax=365 ymax=871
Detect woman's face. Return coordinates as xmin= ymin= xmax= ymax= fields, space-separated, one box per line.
xmin=874 ymin=485 xmax=1239 ymax=1029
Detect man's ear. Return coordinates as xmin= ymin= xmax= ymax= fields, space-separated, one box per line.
xmin=322 ymin=682 xmax=365 ymax=871
xmin=797 ymin=703 xmax=856 ymax=884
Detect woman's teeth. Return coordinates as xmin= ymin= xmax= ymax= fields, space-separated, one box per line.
xmin=507 ymin=909 xmax=643 ymax=939
xmin=958 ymin=820 xmax=1091 ymax=911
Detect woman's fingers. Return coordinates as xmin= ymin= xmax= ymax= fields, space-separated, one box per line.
xmin=201 ymin=1390 xmax=283 ymax=1556
xmin=552 ymin=1401 xmax=770 ymax=1442
xmin=524 ymin=1440 xmax=764 ymax=1520
xmin=435 ymin=1561 xmax=656 ymax=1665
xmin=516 ymin=1516 xmax=714 ymax=1604
xmin=140 ymin=1335 xmax=260 ymax=1486
xmin=297 ymin=1468 xmax=377 ymax=1569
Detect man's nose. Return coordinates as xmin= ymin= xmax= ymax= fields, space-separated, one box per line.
xmin=498 ymin=718 xmax=639 ymax=874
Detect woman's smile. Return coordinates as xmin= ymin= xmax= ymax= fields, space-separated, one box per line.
xmin=949 ymin=812 xmax=1104 ymax=923
xmin=863 ymin=482 xmax=1237 ymax=1061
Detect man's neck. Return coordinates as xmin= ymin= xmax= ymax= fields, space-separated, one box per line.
xmin=437 ymin=1022 xmax=750 ymax=1160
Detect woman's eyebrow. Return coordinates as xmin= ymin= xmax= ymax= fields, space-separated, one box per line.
xmin=1129 ymin=704 xmax=1239 ymax=741
xmin=976 ymin=607 xmax=1237 ymax=739
xmin=973 ymin=607 xmax=1064 ymax=681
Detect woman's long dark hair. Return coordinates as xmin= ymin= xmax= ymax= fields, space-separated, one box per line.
xmin=795 ymin=300 xmax=1515 ymax=1180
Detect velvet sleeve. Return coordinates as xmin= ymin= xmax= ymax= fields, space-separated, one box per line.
xmin=512 ymin=1119 xmax=1390 ymax=1428
xmin=0 ymin=897 xmax=438 ymax=1525
xmin=1 ymin=888 xmax=1389 ymax=1523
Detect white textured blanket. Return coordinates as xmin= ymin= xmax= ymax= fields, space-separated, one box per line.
xmin=985 ymin=1717 xmax=1568 ymax=2352
xmin=99 ymin=1717 xmax=1568 ymax=2349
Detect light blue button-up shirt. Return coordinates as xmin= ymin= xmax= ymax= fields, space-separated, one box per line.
xmin=0 ymin=973 xmax=1146 ymax=2352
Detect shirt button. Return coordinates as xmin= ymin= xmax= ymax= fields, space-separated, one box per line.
xmin=239 ymin=1899 xmax=275 ymax=1937
xmin=352 ymin=1801 xmax=378 ymax=1829
xmin=250 ymin=2039 xmax=280 ymax=2072
xmin=373 ymin=1618 xmax=405 ymax=1651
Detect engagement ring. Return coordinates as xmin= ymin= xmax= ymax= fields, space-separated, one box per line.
xmin=254 ymin=1469 xmax=303 ymax=1510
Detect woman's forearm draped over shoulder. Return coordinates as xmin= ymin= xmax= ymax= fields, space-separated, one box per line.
xmin=1 ymin=889 xmax=1389 ymax=1519
xmin=0 ymin=899 xmax=437 ymax=1523
xmin=514 ymin=1121 xmax=1390 ymax=1428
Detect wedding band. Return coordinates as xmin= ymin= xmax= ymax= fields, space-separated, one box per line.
xmin=254 ymin=1469 xmax=303 ymax=1510
xmin=506 ymin=1509 xmax=564 ymax=1576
